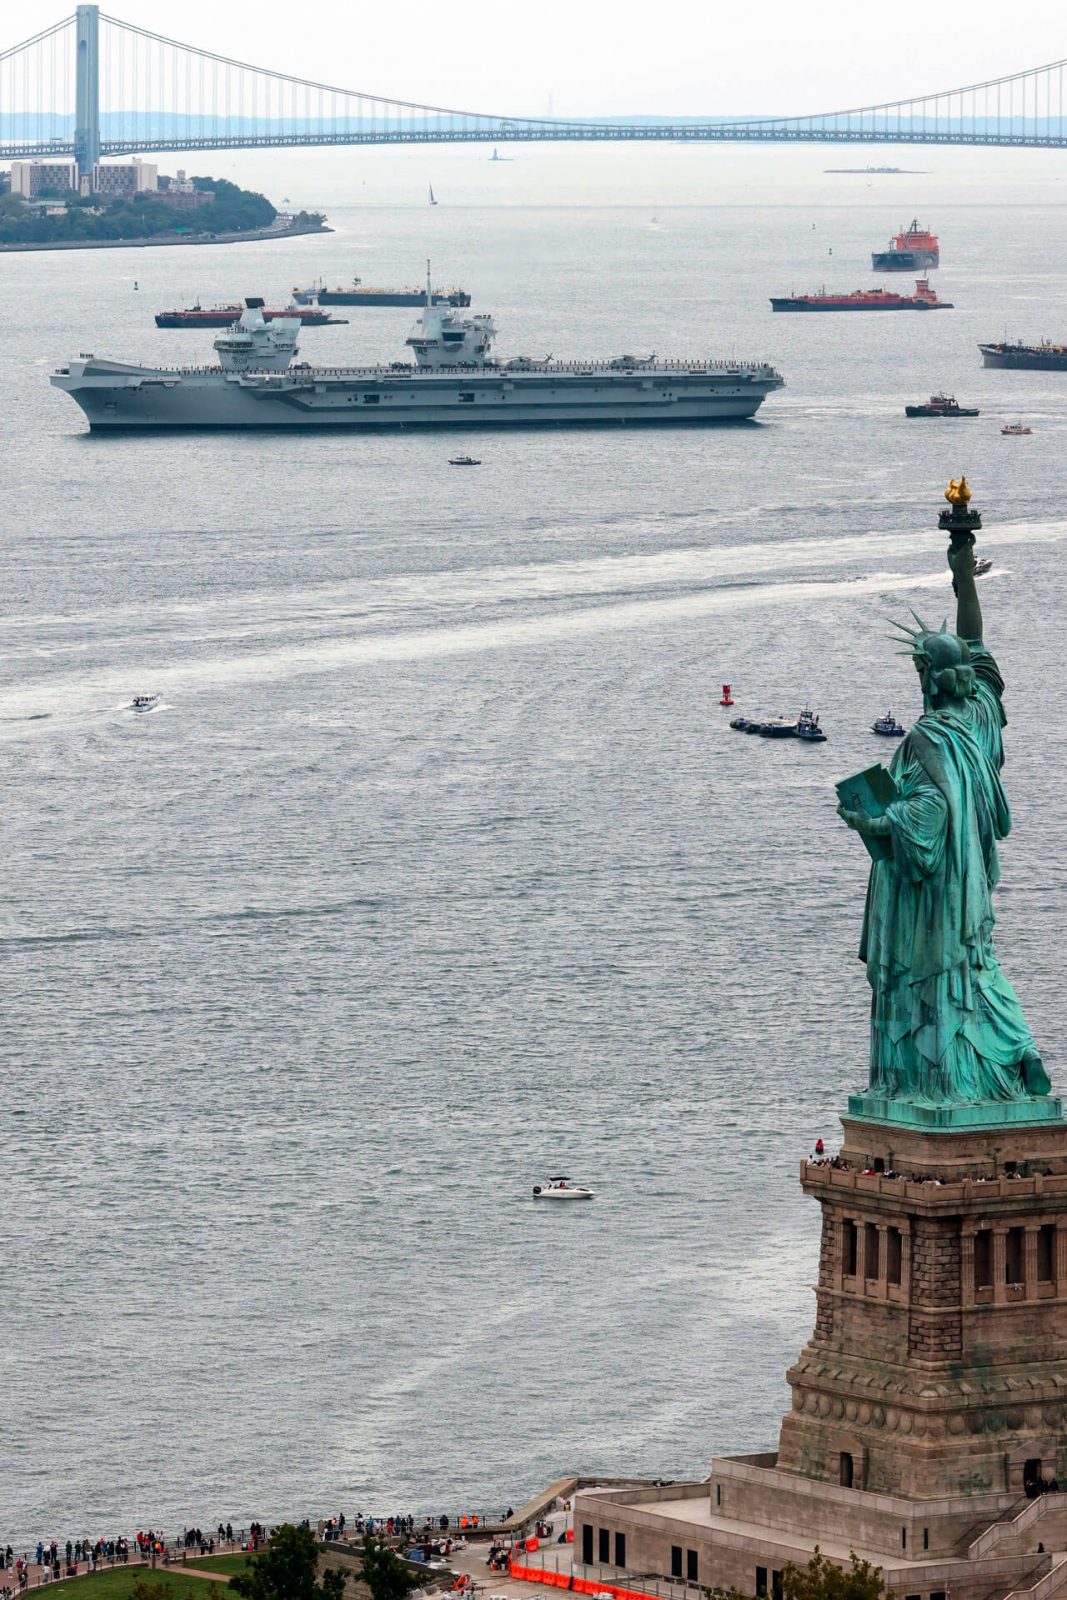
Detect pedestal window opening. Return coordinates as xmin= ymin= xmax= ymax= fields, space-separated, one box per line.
xmin=887 ymin=1227 xmax=902 ymax=1285
xmin=1039 ymin=1224 xmax=1055 ymax=1282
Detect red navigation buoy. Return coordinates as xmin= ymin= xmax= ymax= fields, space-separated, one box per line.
xmin=720 ymin=683 xmax=734 ymax=706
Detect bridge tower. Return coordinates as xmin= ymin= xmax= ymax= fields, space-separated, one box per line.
xmin=74 ymin=4 xmax=100 ymax=180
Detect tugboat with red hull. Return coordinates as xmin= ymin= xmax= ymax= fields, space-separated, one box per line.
xmin=871 ymin=218 xmax=940 ymax=270
xmin=771 ymin=278 xmax=951 ymax=312
xmin=905 ymin=393 xmax=979 ymax=417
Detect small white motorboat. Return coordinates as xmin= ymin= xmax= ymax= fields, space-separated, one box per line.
xmin=131 ymin=693 xmax=159 ymax=712
xmin=533 ymin=1175 xmax=594 ymax=1201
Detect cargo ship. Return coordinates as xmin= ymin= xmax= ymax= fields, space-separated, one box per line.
xmin=51 ymin=286 xmax=785 ymax=431
xmin=292 ymin=276 xmax=471 ymax=307
xmin=770 ymin=278 xmax=951 ymax=312
xmin=155 ymin=299 xmax=346 ymax=328
xmin=871 ymin=219 xmax=939 ymax=270
xmin=979 ymin=340 xmax=1067 ymax=371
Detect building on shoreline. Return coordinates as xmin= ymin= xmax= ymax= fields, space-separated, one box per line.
xmin=91 ymin=158 xmax=157 ymax=196
xmin=10 ymin=158 xmax=77 ymax=196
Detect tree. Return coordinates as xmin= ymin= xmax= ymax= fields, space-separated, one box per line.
xmin=231 ymin=1525 xmax=346 ymax=1600
xmin=780 ymin=1549 xmax=887 ymax=1600
xmin=356 ymin=1537 xmax=426 ymax=1600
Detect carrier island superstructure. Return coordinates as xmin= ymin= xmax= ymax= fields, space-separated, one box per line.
xmin=51 ymin=290 xmax=784 ymax=430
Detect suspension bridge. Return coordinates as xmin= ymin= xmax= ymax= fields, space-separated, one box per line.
xmin=3 ymin=4 xmax=1067 ymax=178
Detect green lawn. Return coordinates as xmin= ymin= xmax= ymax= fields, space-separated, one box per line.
xmin=47 ymin=1568 xmax=231 ymax=1600
xmin=181 ymin=1557 xmax=250 ymax=1576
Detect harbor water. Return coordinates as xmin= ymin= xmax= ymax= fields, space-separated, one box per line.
xmin=6 ymin=142 xmax=1067 ymax=1543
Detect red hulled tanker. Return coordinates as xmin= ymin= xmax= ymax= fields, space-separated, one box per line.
xmin=770 ymin=278 xmax=952 ymax=312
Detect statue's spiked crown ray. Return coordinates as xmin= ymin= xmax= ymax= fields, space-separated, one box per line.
xmin=886 ymin=611 xmax=950 ymax=658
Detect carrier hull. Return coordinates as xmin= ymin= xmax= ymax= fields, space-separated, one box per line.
xmin=52 ymin=361 xmax=784 ymax=430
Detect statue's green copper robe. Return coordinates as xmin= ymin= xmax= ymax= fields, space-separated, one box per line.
xmin=860 ymin=642 xmax=1039 ymax=1104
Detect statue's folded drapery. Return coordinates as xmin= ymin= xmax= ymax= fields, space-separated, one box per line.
xmin=859 ymin=643 xmax=1041 ymax=1104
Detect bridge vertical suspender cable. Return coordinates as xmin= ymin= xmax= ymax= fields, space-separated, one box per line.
xmin=3 ymin=7 xmax=1067 ymax=166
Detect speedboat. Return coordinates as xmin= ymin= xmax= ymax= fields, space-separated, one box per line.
xmin=449 ymin=455 xmax=481 ymax=466
xmin=131 ymin=693 xmax=159 ymax=712
xmin=533 ymin=1176 xmax=594 ymax=1200
xmin=872 ymin=711 xmax=906 ymax=736
xmin=975 ymin=557 xmax=993 ymax=576
xmin=1001 ymin=422 xmax=1032 ymax=435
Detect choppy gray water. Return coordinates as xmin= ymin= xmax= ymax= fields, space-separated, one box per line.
xmin=5 ymin=143 xmax=1067 ymax=1545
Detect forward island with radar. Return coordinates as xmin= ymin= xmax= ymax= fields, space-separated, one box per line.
xmin=51 ymin=276 xmax=785 ymax=431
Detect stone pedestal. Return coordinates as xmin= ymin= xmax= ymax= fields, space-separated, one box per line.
xmin=576 ymin=1114 xmax=1067 ymax=1600
xmin=779 ymin=1118 xmax=1067 ymax=1499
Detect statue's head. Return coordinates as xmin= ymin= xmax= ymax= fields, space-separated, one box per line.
xmin=889 ymin=612 xmax=978 ymax=706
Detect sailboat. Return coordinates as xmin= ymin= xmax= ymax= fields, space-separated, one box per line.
xmin=429 ymin=182 xmax=437 ymax=206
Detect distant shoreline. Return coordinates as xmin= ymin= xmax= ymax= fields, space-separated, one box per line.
xmin=0 ymin=219 xmax=332 ymax=254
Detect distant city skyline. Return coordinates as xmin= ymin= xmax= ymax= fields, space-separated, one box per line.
xmin=72 ymin=0 xmax=1067 ymax=119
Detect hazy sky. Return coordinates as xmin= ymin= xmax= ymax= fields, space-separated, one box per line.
xmin=39 ymin=0 xmax=1067 ymax=118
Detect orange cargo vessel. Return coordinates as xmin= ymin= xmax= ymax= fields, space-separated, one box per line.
xmin=871 ymin=218 xmax=939 ymax=270
xmin=770 ymin=278 xmax=952 ymax=312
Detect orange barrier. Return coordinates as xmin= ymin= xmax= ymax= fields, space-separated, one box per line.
xmin=510 ymin=1561 xmax=569 ymax=1588
xmin=525 ymin=1539 xmax=540 ymax=1553
xmin=509 ymin=1561 xmax=654 ymax=1600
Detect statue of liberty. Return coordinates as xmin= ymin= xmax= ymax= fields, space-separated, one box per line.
xmin=837 ymin=480 xmax=1053 ymax=1116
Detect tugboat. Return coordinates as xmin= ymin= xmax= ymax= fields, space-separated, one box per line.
xmin=719 ymin=683 xmax=734 ymax=706
xmin=872 ymin=219 xmax=940 ymax=271
xmin=872 ymin=711 xmax=906 ymax=736
xmin=905 ymin=393 xmax=979 ymax=417
xmin=1001 ymin=422 xmax=1033 ymax=436
xmin=771 ymin=278 xmax=951 ymax=312
xmin=731 ymin=709 xmax=825 ymax=739
xmin=795 ymin=707 xmax=827 ymax=742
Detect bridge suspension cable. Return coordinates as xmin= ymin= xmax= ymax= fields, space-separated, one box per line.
xmin=730 ymin=55 xmax=1067 ymax=145
xmin=0 ymin=13 xmax=75 ymax=158
xmin=2 ymin=6 xmax=1067 ymax=168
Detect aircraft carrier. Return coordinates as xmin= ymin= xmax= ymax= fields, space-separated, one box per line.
xmin=51 ymin=291 xmax=784 ymax=431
